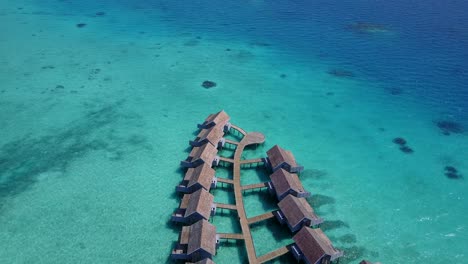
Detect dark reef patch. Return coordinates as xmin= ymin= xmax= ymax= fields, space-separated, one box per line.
xmin=444 ymin=166 xmax=463 ymax=179
xmin=392 ymin=137 xmax=414 ymax=154
xmin=328 ymin=69 xmax=354 ymax=78
xmin=308 ymin=194 xmax=335 ymax=209
xmin=301 ymin=169 xmax=328 ymax=180
xmin=250 ymin=42 xmax=271 ymax=47
xmin=88 ymin=68 xmax=101 ymax=80
xmin=339 ymin=245 xmax=379 ymax=264
xmin=399 ymin=146 xmax=414 ymax=154
xmin=435 ymin=120 xmax=464 ymax=135
xmin=320 ymin=220 xmax=350 ymax=231
xmin=337 ymin=234 xmax=357 ymax=244
xmin=445 ymin=166 xmax=457 ymax=173
xmin=0 ymin=100 xmax=151 ymax=212
xmin=201 ymin=80 xmax=217 ymax=89
xmin=392 ymin=137 xmax=407 ymax=146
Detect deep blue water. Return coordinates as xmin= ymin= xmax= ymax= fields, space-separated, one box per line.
xmin=157 ymin=0 xmax=468 ymax=120
xmin=55 ymin=0 xmax=468 ymax=120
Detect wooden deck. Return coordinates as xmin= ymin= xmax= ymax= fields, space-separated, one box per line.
xmin=242 ymin=182 xmax=268 ymax=191
xmin=217 ymin=233 xmax=244 ymax=240
xmin=257 ymin=246 xmax=290 ymax=263
xmin=215 ymin=202 xmax=237 ymax=211
xmin=247 ymin=211 xmax=275 ymax=225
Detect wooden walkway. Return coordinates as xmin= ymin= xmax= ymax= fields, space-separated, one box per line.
xmin=217 ymin=178 xmax=234 ymax=185
xmin=212 ymin=124 xmax=289 ymax=263
xmin=257 ymin=246 xmax=290 ymax=263
xmin=230 ymin=128 xmax=267 ymax=264
xmin=230 ymin=124 xmax=247 ymax=136
xmin=215 ymin=202 xmax=237 ymax=211
xmin=247 ymin=211 xmax=275 ymax=225
xmin=219 ymin=156 xmax=234 ymax=164
xmin=240 ymin=158 xmax=264 ymax=165
xmin=217 ymin=233 xmax=244 ymax=240
xmin=242 ymin=182 xmax=268 ymax=191
xmin=224 ymin=139 xmax=239 ymax=146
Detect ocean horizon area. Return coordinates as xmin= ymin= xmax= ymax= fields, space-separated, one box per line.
xmin=1 ymin=0 xmax=467 ymax=263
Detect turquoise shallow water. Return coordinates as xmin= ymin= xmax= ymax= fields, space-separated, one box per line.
xmin=1 ymin=0 xmax=467 ymax=263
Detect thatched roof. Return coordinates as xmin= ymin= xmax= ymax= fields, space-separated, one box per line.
xmin=278 ymin=194 xmax=322 ymax=228
xmin=204 ymin=110 xmax=230 ymax=127
xmin=266 ymin=145 xmax=299 ymax=171
xmin=187 ymin=220 xmax=217 ymax=256
xmin=196 ymin=126 xmax=224 ymax=146
xmin=270 ymin=168 xmax=307 ymax=198
xmin=185 ymin=163 xmax=215 ymax=190
xmin=189 ymin=143 xmax=218 ymax=163
xmin=184 ymin=189 xmax=214 ymax=220
xmin=293 ymin=227 xmax=343 ymax=262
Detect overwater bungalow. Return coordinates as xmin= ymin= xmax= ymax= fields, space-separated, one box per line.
xmin=172 ymin=189 xmax=216 ymax=224
xmin=181 ymin=143 xmax=219 ymax=168
xmin=190 ymin=125 xmax=226 ymax=148
xmin=198 ymin=110 xmax=231 ymax=131
xmin=275 ymin=194 xmax=323 ymax=232
xmin=171 ymin=219 xmax=218 ymax=262
xmin=290 ymin=226 xmax=343 ymax=264
xmin=266 ymin=145 xmax=304 ymax=173
xmin=176 ymin=163 xmax=217 ymax=194
xmin=268 ymin=168 xmax=310 ymax=201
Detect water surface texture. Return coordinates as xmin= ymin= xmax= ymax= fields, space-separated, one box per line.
xmin=1 ymin=0 xmax=467 ymax=263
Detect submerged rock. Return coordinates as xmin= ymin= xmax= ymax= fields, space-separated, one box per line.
xmin=444 ymin=166 xmax=463 ymax=179
xmin=201 ymin=80 xmax=217 ymax=89
xmin=399 ymin=146 xmax=414 ymax=154
xmin=392 ymin=137 xmax=407 ymax=146
xmin=445 ymin=166 xmax=458 ymax=173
